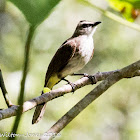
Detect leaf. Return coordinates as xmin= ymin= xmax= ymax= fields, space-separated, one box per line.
xmin=107 ymin=0 xmax=140 ymax=22
xmin=125 ymin=0 xmax=140 ymax=9
xmin=8 ymin=0 xmax=61 ymax=26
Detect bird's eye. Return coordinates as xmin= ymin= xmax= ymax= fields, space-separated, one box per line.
xmin=82 ymin=24 xmax=88 ymax=28
xmin=82 ymin=24 xmax=90 ymax=28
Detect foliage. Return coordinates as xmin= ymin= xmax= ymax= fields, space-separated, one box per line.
xmin=107 ymin=0 xmax=140 ymax=21
xmin=8 ymin=0 xmax=61 ymax=26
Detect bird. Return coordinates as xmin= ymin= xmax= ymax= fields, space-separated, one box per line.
xmin=32 ymin=20 xmax=101 ymax=124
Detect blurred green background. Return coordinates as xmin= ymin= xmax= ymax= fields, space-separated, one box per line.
xmin=0 ymin=0 xmax=140 ymax=139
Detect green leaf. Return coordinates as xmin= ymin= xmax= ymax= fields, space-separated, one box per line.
xmin=125 ymin=0 xmax=140 ymax=9
xmin=8 ymin=0 xmax=61 ymax=26
xmin=107 ymin=0 xmax=140 ymax=22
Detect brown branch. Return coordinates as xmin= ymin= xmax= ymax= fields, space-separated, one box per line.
xmin=0 ymin=69 xmax=13 ymax=107
xmin=40 ymin=60 xmax=140 ymax=140
xmin=0 ymin=61 xmax=140 ymax=121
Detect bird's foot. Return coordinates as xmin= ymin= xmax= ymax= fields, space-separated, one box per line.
xmin=62 ymin=78 xmax=76 ymax=92
xmin=71 ymin=73 xmax=84 ymax=76
xmin=83 ymin=73 xmax=97 ymax=84
xmin=71 ymin=73 xmax=97 ymax=85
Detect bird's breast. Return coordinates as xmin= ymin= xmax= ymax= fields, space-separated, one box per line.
xmin=78 ymin=36 xmax=94 ymax=64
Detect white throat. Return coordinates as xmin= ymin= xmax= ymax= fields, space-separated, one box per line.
xmin=90 ymin=26 xmax=97 ymax=37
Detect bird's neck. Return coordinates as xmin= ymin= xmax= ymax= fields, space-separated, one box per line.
xmin=71 ymin=34 xmax=93 ymax=39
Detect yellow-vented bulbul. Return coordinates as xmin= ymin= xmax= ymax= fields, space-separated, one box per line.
xmin=32 ymin=20 xmax=101 ymax=124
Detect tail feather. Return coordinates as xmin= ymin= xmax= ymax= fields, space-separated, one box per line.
xmin=32 ymin=87 xmax=51 ymax=124
xmin=32 ymin=74 xmax=60 ymax=124
xmin=32 ymin=103 xmax=47 ymax=124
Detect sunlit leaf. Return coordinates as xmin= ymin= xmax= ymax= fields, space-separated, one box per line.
xmin=107 ymin=0 xmax=140 ymax=22
xmin=8 ymin=0 xmax=61 ymax=26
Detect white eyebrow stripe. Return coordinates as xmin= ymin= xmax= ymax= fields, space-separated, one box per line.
xmin=80 ymin=21 xmax=93 ymax=24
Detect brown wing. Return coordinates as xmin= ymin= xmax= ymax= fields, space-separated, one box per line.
xmin=44 ymin=39 xmax=76 ymax=86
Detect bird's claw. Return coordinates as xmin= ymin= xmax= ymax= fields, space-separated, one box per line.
xmin=62 ymin=78 xmax=76 ymax=92
xmin=83 ymin=73 xmax=97 ymax=84
xmin=68 ymin=82 xmax=76 ymax=93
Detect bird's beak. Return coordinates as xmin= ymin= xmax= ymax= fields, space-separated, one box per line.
xmin=92 ymin=21 xmax=101 ymax=27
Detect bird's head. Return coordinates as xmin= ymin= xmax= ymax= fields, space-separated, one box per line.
xmin=73 ymin=20 xmax=101 ymax=37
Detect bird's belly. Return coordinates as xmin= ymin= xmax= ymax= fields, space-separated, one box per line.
xmin=60 ymin=49 xmax=93 ymax=77
xmin=59 ymin=56 xmax=84 ymax=77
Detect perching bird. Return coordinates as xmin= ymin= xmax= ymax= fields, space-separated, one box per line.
xmin=32 ymin=20 xmax=101 ymax=124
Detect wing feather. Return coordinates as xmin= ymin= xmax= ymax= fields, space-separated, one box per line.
xmin=44 ymin=39 xmax=76 ymax=86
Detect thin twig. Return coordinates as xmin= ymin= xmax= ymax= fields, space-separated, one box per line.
xmin=40 ymin=60 xmax=140 ymax=140
xmin=9 ymin=25 xmax=36 ymax=139
xmin=0 ymin=69 xmax=13 ymax=107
